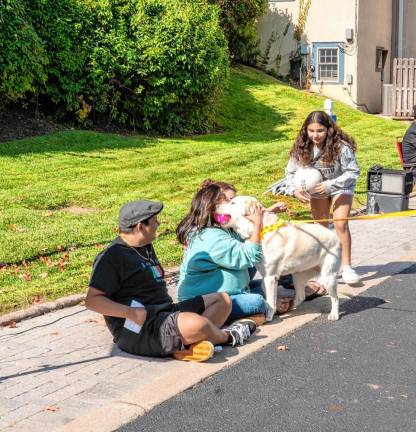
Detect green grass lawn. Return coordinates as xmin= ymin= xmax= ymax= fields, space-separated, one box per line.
xmin=0 ymin=65 xmax=408 ymax=315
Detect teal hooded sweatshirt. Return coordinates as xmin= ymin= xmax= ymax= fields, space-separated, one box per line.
xmin=178 ymin=227 xmax=263 ymax=301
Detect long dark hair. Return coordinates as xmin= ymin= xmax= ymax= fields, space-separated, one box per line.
xmin=176 ymin=179 xmax=236 ymax=245
xmin=290 ymin=111 xmax=356 ymax=166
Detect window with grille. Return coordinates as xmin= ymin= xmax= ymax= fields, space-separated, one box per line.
xmin=317 ymin=48 xmax=339 ymax=81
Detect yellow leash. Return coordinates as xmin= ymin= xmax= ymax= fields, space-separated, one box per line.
xmin=261 ymin=209 xmax=416 ymax=239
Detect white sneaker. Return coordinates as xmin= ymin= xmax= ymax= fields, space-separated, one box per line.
xmin=342 ymin=267 xmax=361 ymax=284
xmin=224 ymin=319 xmax=257 ymax=347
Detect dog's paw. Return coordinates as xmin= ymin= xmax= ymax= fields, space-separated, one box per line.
xmin=266 ymin=307 xmax=276 ymax=321
xmin=327 ymin=312 xmax=339 ymax=321
xmin=293 ymin=298 xmax=303 ymax=308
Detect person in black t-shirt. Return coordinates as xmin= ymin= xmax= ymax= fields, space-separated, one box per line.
xmin=86 ymin=199 xmax=257 ymax=362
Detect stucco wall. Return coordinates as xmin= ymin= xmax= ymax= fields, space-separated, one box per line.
xmin=356 ymin=0 xmax=392 ymax=113
xmin=258 ymin=0 xmax=359 ymax=107
xmin=307 ymin=0 xmax=358 ymax=108
xmin=403 ymin=0 xmax=416 ymax=58
xmin=257 ymin=2 xmax=298 ymax=77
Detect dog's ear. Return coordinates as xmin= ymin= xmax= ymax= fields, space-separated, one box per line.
xmin=263 ymin=210 xmax=277 ymax=227
xmin=234 ymin=217 xmax=254 ymax=239
xmin=243 ymin=200 xmax=251 ymax=216
xmin=243 ymin=197 xmax=260 ymax=216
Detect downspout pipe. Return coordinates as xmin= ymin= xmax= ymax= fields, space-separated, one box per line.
xmin=398 ymin=0 xmax=404 ymax=58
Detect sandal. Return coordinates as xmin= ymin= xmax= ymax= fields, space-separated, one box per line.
xmin=275 ymin=298 xmax=294 ymax=315
xmin=245 ymin=313 xmax=266 ymax=326
xmin=173 ymin=340 xmax=214 ymax=362
xmin=305 ymin=281 xmax=327 ymax=301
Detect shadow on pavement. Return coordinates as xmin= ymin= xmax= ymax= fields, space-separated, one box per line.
xmin=0 ymin=309 xmax=85 ymax=340
xmin=207 ymin=333 xmax=268 ymax=364
xmin=0 ymin=355 xmax=111 ymax=382
xmin=339 ymin=295 xmax=386 ymax=317
xmin=356 ymin=261 xmax=416 ymax=282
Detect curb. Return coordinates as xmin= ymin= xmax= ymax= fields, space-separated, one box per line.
xmin=55 ymin=250 xmax=416 ymax=432
xmin=0 ymin=294 xmax=86 ymax=327
xmin=0 ymin=267 xmax=180 ymax=327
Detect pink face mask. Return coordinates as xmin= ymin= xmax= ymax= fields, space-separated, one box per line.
xmin=214 ymin=213 xmax=231 ymax=225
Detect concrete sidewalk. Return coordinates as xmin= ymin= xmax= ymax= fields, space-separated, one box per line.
xmin=1 ymin=210 xmax=416 ymax=432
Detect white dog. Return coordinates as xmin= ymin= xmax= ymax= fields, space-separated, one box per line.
xmin=217 ymin=196 xmax=341 ymax=321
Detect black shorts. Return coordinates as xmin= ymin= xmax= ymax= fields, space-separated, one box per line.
xmin=116 ymin=296 xmax=205 ymax=357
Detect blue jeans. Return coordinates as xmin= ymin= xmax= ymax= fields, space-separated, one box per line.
xmin=228 ymin=269 xmax=294 ymax=322
xmin=228 ymin=278 xmax=269 ymax=322
xmin=248 ymin=267 xmax=294 ymax=289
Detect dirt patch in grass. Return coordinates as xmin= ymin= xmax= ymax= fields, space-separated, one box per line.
xmin=61 ymin=206 xmax=97 ymax=215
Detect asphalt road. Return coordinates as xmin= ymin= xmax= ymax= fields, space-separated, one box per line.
xmin=119 ymin=265 xmax=416 ymax=432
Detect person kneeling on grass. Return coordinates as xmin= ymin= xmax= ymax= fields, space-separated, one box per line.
xmin=85 ymin=199 xmax=257 ymax=363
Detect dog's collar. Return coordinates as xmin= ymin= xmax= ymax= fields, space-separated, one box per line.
xmin=260 ymin=219 xmax=287 ymax=239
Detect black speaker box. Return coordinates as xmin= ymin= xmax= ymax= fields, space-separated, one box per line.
xmin=367 ymin=167 xmax=413 ymax=195
xmin=367 ymin=191 xmax=409 ymax=214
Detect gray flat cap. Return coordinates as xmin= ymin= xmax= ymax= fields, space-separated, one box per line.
xmin=119 ymin=199 xmax=163 ymax=229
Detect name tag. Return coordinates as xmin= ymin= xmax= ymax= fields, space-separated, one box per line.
xmin=150 ymin=265 xmax=163 ymax=279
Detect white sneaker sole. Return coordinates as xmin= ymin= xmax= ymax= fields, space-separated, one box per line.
xmin=342 ymin=274 xmax=361 ymax=285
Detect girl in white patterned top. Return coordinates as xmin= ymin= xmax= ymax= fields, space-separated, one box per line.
xmin=285 ymin=111 xmax=361 ymax=284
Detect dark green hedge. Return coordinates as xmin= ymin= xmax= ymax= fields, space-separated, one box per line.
xmin=87 ymin=0 xmax=230 ymax=133
xmin=209 ymin=0 xmax=267 ymax=65
xmin=0 ymin=0 xmax=48 ymax=100
xmin=0 ymin=0 xmax=229 ymax=134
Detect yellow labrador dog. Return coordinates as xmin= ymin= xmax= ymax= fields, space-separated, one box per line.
xmin=217 ymin=196 xmax=341 ymax=321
